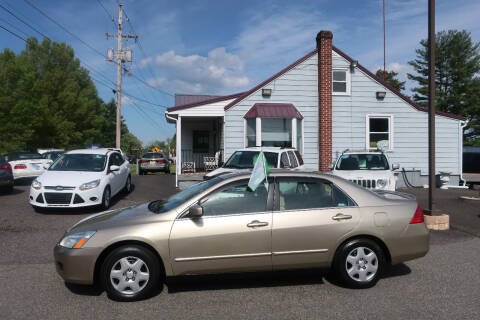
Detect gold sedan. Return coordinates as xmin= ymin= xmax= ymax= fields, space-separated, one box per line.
xmin=54 ymin=170 xmax=429 ymax=301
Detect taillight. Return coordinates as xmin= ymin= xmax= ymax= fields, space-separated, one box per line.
xmin=0 ymin=164 xmax=11 ymax=170
xmin=158 ymin=159 xmax=166 ymax=163
xmin=14 ymin=164 xmax=27 ymax=170
xmin=410 ymin=205 xmax=425 ymax=224
xmin=139 ymin=160 xmax=147 ymax=163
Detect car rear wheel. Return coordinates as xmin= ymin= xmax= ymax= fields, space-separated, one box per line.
xmin=333 ymin=238 xmax=385 ymax=289
xmin=101 ymin=186 xmax=111 ymax=210
xmin=101 ymin=245 xmax=162 ymax=301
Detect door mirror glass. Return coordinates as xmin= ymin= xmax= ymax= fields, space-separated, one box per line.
xmin=109 ymin=165 xmax=120 ymax=172
xmin=189 ymin=204 xmax=203 ymax=218
xmin=392 ymin=163 xmax=400 ymax=170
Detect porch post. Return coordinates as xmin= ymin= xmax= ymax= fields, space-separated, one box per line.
xmin=292 ymin=118 xmax=297 ymax=149
xmin=176 ymin=115 xmax=182 ymax=188
xmin=256 ymin=117 xmax=262 ymax=147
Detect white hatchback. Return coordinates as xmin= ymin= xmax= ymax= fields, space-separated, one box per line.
xmin=29 ymin=148 xmax=131 ymax=210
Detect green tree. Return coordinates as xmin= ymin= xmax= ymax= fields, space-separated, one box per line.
xmin=121 ymin=132 xmax=142 ymax=156
xmin=407 ymin=30 xmax=480 ymax=144
xmin=375 ymin=69 xmax=406 ymax=92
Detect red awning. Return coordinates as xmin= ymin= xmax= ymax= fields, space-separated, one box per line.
xmin=243 ymin=103 xmax=303 ymax=119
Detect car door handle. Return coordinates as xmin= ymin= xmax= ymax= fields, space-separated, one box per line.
xmin=332 ymin=213 xmax=352 ymax=221
xmin=247 ymin=220 xmax=269 ymax=228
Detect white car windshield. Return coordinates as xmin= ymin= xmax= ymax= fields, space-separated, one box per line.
xmin=336 ymin=154 xmax=389 ymax=170
xmin=48 ymin=154 xmax=107 ymax=172
xmin=224 ymin=151 xmax=278 ymax=169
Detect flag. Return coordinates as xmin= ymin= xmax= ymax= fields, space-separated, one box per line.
xmin=248 ymin=151 xmax=270 ymax=191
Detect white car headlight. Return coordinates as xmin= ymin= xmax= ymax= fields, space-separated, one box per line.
xmin=79 ymin=179 xmax=101 ymax=191
xmin=32 ymin=179 xmax=42 ymax=190
xmin=59 ymin=231 xmax=96 ymax=249
xmin=377 ymin=179 xmax=387 ymax=189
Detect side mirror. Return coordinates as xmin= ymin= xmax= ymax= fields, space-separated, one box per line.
xmin=328 ymin=163 xmax=334 ymax=170
xmin=188 ymin=204 xmax=203 ymax=218
xmin=109 ymin=165 xmax=120 ymax=172
xmin=392 ymin=163 xmax=400 ymax=170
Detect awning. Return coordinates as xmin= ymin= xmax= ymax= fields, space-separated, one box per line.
xmin=243 ymin=103 xmax=303 ymax=119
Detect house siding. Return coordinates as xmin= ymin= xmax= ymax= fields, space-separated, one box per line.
xmin=225 ymin=54 xmax=319 ymax=170
xmin=332 ymin=51 xmax=463 ymax=175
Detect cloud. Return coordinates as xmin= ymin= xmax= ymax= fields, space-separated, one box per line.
xmin=121 ymin=96 xmax=134 ymax=105
xmin=148 ymin=47 xmax=250 ymax=93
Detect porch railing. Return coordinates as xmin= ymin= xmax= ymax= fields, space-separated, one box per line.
xmin=181 ymin=149 xmax=223 ymax=171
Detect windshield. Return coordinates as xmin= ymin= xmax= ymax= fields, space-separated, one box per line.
xmin=142 ymin=153 xmax=164 ymax=159
xmin=48 ymin=154 xmax=107 ymax=172
xmin=9 ymin=153 xmax=42 ymax=161
xmin=149 ymin=177 xmax=222 ymax=214
xmin=336 ymin=154 xmax=390 ymax=170
xmin=224 ymin=151 xmax=278 ymax=169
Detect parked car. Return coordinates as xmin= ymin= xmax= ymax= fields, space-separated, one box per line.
xmin=138 ymin=152 xmax=169 ymax=175
xmin=29 ymin=148 xmax=131 ymax=210
xmin=7 ymin=152 xmax=53 ymax=180
xmin=127 ymin=155 xmax=137 ymax=165
xmin=42 ymin=151 xmax=64 ymax=161
xmin=54 ymin=170 xmax=428 ymax=301
xmin=203 ymin=147 xmax=304 ymax=180
xmin=329 ymin=150 xmax=399 ymax=191
xmin=0 ymin=154 xmax=14 ymax=192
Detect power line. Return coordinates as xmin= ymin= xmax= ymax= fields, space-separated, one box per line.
xmin=0 ymin=16 xmax=29 ymax=37
xmin=0 ymin=23 xmax=27 ymax=41
xmin=96 ymin=0 xmax=116 ymax=28
xmin=0 ymin=3 xmax=49 ymax=39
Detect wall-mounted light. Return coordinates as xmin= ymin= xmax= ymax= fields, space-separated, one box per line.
xmin=262 ymin=88 xmax=272 ymax=97
xmin=376 ymin=91 xmax=386 ymax=99
xmin=350 ymin=60 xmax=358 ymax=70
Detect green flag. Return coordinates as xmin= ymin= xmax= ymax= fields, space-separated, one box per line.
xmin=248 ymin=151 xmax=270 ymax=191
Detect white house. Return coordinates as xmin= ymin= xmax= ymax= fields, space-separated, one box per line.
xmin=165 ymin=31 xmax=467 ymax=188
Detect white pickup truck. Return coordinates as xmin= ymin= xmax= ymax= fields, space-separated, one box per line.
xmin=329 ymin=150 xmax=399 ymax=191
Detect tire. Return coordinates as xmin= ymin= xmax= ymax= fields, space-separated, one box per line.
xmin=164 ymin=167 xmax=169 ymax=174
xmin=138 ymin=169 xmax=143 ymax=175
xmin=333 ymin=238 xmax=386 ymax=289
xmin=124 ymin=175 xmax=132 ymax=193
xmin=101 ymin=186 xmax=111 ymax=210
xmin=101 ymin=245 xmax=162 ymax=302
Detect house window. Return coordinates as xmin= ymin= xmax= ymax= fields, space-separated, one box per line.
xmin=246 ymin=118 xmax=256 ymax=147
xmin=261 ymin=118 xmax=292 ymax=147
xmin=193 ymin=131 xmax=209 ymax=153
xmin=367 ymin=115 xmax=393 ymax=150
xmin=332 ymin=69 xmax=350 ymax=95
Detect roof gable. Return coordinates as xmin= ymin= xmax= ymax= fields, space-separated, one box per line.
xmin=167 ymin=92 xmax=245 ymax=112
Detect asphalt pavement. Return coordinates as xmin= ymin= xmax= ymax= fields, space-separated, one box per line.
xmin=0 ymin=175 xmax=478 ymax=320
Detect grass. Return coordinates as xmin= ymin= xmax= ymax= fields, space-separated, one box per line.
xmin=130 ymin=164 xmax=176 ymax=175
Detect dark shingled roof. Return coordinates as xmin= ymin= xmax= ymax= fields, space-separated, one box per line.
xmin=243 ymin=103 xmax=304 ymax=119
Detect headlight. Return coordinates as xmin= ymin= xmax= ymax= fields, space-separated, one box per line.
xmin=377 ymin=179 xmax=387 ymax=189
xmin=79 ymin=179 xmax=101 ymax=191
xmin=32 ymin=179 xmax=42 ymax=190
xmin=59 ymin=231 xmax=96 ymax=248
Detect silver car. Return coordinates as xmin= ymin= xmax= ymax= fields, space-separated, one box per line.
xmin=138 ymin=152 xmax=170 ymax=175
xmin=54 ymin=170 xmax=429 ymax=301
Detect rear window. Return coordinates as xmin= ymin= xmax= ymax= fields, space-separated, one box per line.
xmin=0 ymin=155 xmax=6 ymax=164
xmin=8 ymin=153 xmax=43 ymax=161
xmin=143 ymin=153 xmax=164 ymax=159
xmin=224 ymin=151 xmax=278 ymax=169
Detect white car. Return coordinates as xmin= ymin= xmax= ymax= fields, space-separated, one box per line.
xmin=29 ymin=148 xmax=131 ymax=210
xmin=329 ymin=150 xmax=399 ymax=191
xmin=204 ymin=147 xmax=305 ymax=180
xmin=7 ymin=152 xmax=53 ymax=180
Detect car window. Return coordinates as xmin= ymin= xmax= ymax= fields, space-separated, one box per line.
xmin=224 ymin=151 xmax=278 ymax=169
xmin=336 ymin=154 xmax=389 ymax=170
xmin=201 ymin=182 xmax=268 ymax=216
xmin=287 ymin=151 xmax=298 ymax=168
xmin=8 ymin=153 xmax=43 ymax=161
xmin=294 ymin=151 xmax=304 ymax=166
xmin=278 ymin=179 xmax=355 ymax=210
xmin=280 ymin=152 xmax=290 ymax=168
xmin=143 ymin=153 xmax=164 ymax=159
xmin=49 ymin=154 xmax=107 ymax=172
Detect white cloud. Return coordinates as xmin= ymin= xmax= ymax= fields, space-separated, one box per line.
xmin=149 ymin=47 xmax=250 ymax=93
xmin=121 ymin=96 xmax=134 ymax=105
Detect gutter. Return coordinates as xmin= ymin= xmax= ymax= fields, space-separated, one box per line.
xmin=459 ymin=120 xmax=468 ymax=187
xmin=165 ymin=111 xmax=179 ymax=187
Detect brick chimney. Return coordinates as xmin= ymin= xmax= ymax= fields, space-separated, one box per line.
xmin=316 ymin=30 xmax=333 ymax=172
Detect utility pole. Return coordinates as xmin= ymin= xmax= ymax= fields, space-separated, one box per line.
xmin=106 ymin=4 xmax=138 ymax=149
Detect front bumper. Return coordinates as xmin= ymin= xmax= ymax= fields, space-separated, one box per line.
xmin=54 ymin=245 xmax=102 ymax=284
xmin=29 ymin=187 xmax=103 ymax=208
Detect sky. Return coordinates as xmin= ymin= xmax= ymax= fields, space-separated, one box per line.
xmin=1 ymin=0 xmax=479 ymax=145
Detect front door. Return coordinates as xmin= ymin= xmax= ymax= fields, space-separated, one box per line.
xmin=272 ymin=177 xmax=360 ymax=269
xmin=169 ymin=180 xmax=273 ymax=275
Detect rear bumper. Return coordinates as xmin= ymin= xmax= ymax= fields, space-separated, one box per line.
xmin=389 ymin=223 xmax=430 ymax=265
xmin=0 ymin=177 xmax=13 ymax=187
xmin=13 ymin=170 xmax=43 ymax=179
xmin=54 ymin=245 xmax=102 ymax=285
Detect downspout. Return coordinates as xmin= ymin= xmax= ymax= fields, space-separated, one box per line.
xmin=165 ymin=111 xmax=179 ymax=188
xmin=459 ymin=120 xmax=468 ymax=187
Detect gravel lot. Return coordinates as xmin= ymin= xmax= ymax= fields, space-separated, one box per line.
xmin=0 ymin=175 xmax=478 ymax=320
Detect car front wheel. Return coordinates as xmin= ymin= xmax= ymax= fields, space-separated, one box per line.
xmin=101 ymin=245 xmax=162 ymax=301
xmin=124 ymin=175 xmax=132 ymax=193
xmin=101 ymin=186 xmax=111 ymax=210
xmin=333 ymin=238 xmax=386 ymax=289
